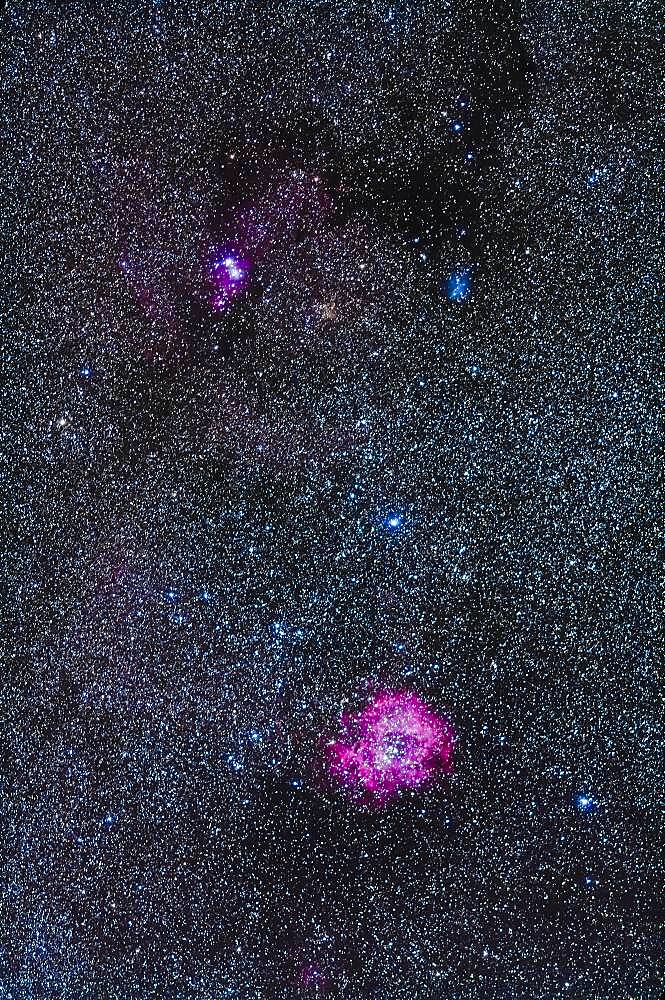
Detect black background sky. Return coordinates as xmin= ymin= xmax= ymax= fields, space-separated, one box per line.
xmin=2 ymin=2 xmax=663 ymax=998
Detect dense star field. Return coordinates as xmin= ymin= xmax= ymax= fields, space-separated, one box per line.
xmin=2 ymin=2 xmax=663 ymax=998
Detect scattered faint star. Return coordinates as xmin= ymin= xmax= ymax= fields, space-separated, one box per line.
xmin=4 ymin=8 xmax=657 ymax=997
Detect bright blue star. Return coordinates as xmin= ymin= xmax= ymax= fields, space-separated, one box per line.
xmin=445 ymin=267 xmax=472 ymax=302
xmin=80 ymin=365 xmax=92 ymax=377
xmin=450 ymin=120 xmax=465 ymax=135
xmin=384 ymin=512 xmax=404 ymax=530
xmin=574 ymin=792 xmax=598 ymax=813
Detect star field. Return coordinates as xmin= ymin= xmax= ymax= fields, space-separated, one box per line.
xmin=2 ymin=2 xmax=663 ymax=998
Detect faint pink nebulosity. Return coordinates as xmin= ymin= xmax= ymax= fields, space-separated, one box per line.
xmin=327 ymin=691 xmax=454 ymax=807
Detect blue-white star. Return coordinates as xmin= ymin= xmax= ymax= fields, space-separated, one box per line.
xmin=574 ymin=792 xmax=598 ymax=813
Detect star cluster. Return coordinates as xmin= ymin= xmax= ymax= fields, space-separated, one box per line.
xmin=2 ymin=2 xmax=662 ymax=999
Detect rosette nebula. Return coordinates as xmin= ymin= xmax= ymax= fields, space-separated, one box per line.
xmin=327 ymin=691 xmax=454 ymax=807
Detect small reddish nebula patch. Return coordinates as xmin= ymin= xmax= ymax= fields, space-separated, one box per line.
xmin=327 ymin=691 xmax=454 ymax=807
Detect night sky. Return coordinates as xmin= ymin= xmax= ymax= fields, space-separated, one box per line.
xmin=3 ymin=2 xmax=663 ymax=998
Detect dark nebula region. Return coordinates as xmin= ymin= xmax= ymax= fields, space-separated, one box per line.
xmin=2 ymin=3 xmax=662 ymax=999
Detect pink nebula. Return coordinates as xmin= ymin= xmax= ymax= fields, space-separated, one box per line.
xmin=327 ymin=691 xmax=454 ymax=807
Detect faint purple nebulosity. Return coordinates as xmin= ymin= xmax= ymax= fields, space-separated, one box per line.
xmin=327 ymin=691 xmax=454 ymax=807
xmin=208 ymin=250 xmax=252 ymax=310
xmin=300 ymin=962 xmax=329 ymax=992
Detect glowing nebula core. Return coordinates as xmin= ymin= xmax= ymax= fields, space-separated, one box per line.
xmin=208 ymin=251 xmax=252 ymax=310
xmin=327 ymin=691 xmax=454 ymax=807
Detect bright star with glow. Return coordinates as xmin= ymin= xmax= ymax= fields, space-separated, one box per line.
xmin=445 ymin=267 xmax=472 ymax=302
xmin=574 ymin=792 xmax=598 ymax=813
